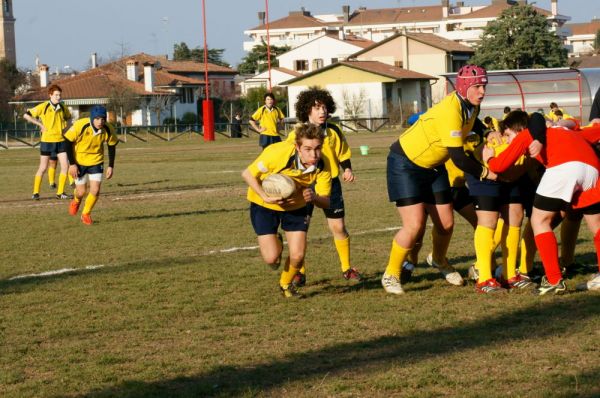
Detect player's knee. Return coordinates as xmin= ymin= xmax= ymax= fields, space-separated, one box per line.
xmin=288 ymin=252 xmax=305 ymax=267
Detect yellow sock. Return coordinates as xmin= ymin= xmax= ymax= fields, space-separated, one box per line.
xmin=299 ymin=259 xmax=305 ymax=275
xmin=385 ymin=240 xmax=410 ymax=278
xmin=279 ymin=257 xmax=300 ymax=288
xmin=519 ymin=221 xmax=536 ymax=275
xmin=48 ymin=167 xmax=56 ymax=185
xmin=493 ymin=218 xmax=504 ymax=250
xmin=74 ymin=195 xmax=82 ymax=204
xmin=560 ymin=216 xmax=581 ymax=266
xmin=33 ymin=175 xmax=42 ymax=194
xmin=68 ymin=174 xmax=75 ymax=185
xmin=82 ymin=193 xmax=98 ymax=215
xmin=503 ymin=226 xmax=521 ymax=279
xmin=474 ymin=225 xmax=495 ymax=282
xmin=57 ymin=173 xmax=67 ymax=194
xmin=431 ymin=225 xmax=452 ymax=264
xmin=334 ymin=236 xmax=351 ymax=272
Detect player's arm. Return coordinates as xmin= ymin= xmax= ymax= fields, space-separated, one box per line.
xmin=106 ymin=145 xmax=116 ymax=179
xmin=241 ymin=168 xmax=283 ymax=204
xmin=484 ymin=131 xmax=531 ymax=173
xmin=335 ymin=130 xmax=354 ymax=182
xmin=249 ymin=108 xmax=265 ymax=133
xmin=23 ymin=106 xmax=46 ymax=132
xmin=63 ymin=124 xmax=79 ymax=178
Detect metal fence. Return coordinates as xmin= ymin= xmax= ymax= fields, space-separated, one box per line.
xmin=0 ymin=117 xmax=391 ymax=149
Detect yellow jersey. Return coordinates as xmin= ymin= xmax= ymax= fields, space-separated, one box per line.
xmin=484 ymin=139 xmax=528 ymax=182
xmin=251 ymin=105 xmax=285 ymax=137
xmin=286 ymin=122 xmax=351 ymax=179
xmin=398 ymin=92 xmax=480 ymax=169
xmin=64 ymin=118 xmax=118 ymax=166
xmin=246 ymin=140 xmax=331 ymax=212
xmin=26 ymin=101 xmax=72 ymax=142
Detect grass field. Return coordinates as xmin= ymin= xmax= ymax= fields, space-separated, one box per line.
xmin=1 ymin=131 xmax=599 ymax=397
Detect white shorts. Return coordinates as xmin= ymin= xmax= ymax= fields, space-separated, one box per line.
xmin=75 ymin=173 xmax=103 ymax=185
xmin=536 ymin=161 xmax=598 ymax=202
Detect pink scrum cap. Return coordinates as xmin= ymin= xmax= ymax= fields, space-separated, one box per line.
xmin=455 ymin=64 xmax=488 ymax=98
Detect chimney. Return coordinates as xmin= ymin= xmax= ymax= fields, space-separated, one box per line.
xmin=342 ymin=5 xmax=350 ymax=23
xmin=258 ymin=11 xmax=265 ymax=26
xmin=338 ymin=28 xmax=345 ymax=40
xmin=143 ymin=62 xmax=154 ymax=92
xmin=442 ymin=0 xmax=449 ymax=18
xmin=551 ymin=0 xmax=558 ymax=16
xmin=91 ymin=52 xmax=97 ymax=69
xmin=126 ymin=60 xmax=138 ymax=82
xmin=39 ymin=64 xmax=49 ymax=88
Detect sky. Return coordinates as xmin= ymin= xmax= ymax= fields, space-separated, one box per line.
xmin=13 ymin=0 xmax=600 ymax=71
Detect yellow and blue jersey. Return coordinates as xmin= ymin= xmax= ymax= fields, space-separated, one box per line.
xmin=398 ymin=92 xmax=480 ymax=169
xmin=246 ymin=140 xmax=331 ymax=212
xmin=63 ymin=118 xmax=118 ymax=166
xmin=251 ymin=105 xmax=285 ymax=137
xmin=26 ymin=101 xmax=72 ymax=142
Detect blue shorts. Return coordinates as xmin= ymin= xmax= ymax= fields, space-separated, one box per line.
xmin=322 ymin=177 xmax=344 ymax=219
xmin=77 ymin=163 xmax=104 ymax=176
xmin=40 ymin=141 xmax=67 ymax=156
xmin=259 ymin=135 xmax=281 ymax=149
xmin=466 ymin=174 xmax=522 ymax=211
xmin=387 ymin=150 xmax=451 ymax=206
xmin=250 ymin=203 xmax=311 ymax=235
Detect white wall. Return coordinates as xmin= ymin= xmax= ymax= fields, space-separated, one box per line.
xmin=278 ymin=36 xmax=365 ymax=73
xmin=239 ymin=69 xmax=298 ymax=95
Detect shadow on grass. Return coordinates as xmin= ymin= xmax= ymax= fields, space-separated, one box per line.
xmin=77 ymin=295 xmax=600 ymax=398
xmin=120 ymin=207 xmax=247 ymax=221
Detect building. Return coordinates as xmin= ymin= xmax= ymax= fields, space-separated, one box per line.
xmin=11 ymin=53 xmax=241 ymax=126
xmin=281 ymin=60 xmax=436 ymax=121
xmin=0 ymin=0 xmax=16 ymax=64
xmin=244 ymin=1 xmax=569 ymax=55
xmin=276 ymin=31 xmax=374 ymax=74
xmin=349 ymin=32 xmax=474 ymax=103
xmin=239 ymin=67 xmax=301 ymax=95
xmin=565 ymin=19 xmax=600 ymax=56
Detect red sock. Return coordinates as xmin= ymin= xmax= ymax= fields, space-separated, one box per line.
xmin=534 ymin=231 xmax=562 ymax=285
xmin=594 ymin=229 xmax=600 ymax=273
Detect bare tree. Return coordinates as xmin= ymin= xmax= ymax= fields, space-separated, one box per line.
xmin=106 ymin=83 xmax=141 ymax=125
xmin=342 ymin=88 xmax=367 ymax=127
xmin=147 ymin=92 xmax=175 ymax=125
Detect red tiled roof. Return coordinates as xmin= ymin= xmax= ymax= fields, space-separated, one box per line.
xmin=568 ymin=20 xmax=600 ymax=36
xmin=407 ymin=33 xmax=474 ymax=53
xmin=333 ymin=33 xmax=375 ymax=48
xmin=13 ymin=53 xmax=208 ymax=103
xmin=273 ymin=67 xmax=302 ymax=77
xmin=339 ymin=61 xmax=436 ymax=80
xmin=249 ymin=12 xmax=326 ymax=31
xmin=449 ymin=4 xmax=550 ymax=20
xmin=569 ymin=54 xmax=600 ymax=68
xmin=347 ymin=6 xmax=443 ymax=25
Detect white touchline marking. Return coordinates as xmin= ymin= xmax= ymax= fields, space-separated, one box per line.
xmin=9 ymin=265 xmax=105 ymax=280
xmin=7 ymin=226 xmax=405 ymax=281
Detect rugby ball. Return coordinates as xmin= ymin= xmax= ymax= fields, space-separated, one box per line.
xmin=262 ymin=174 xmax=296 ymax=199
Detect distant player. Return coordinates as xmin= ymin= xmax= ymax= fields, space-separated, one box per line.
xmin=249 ymin=93 xmax=285 ymax=149
xmin=24 ymin=84 xmax=72 ymax=200
xmin=64 ymin=105 xmax=118 ymax=225
xmin=242 ymin=123 xmax=332 ymax=298
xmin=287 ymin=87 xmax=363 ymax=286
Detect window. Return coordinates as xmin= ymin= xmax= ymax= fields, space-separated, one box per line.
xmin=295 ymin=60 xmax=308 ymax=72
xmin=331 ymin=58 xmax=338 ymax=64
xmin=312 ymin=59 xmax=323 ymax=70
xmin=180 ymin=87 xmax=194 ymax=104
xmin=3 ymin=0 xmax=9 ymax=13
xmin=394 ymin=61 xmax=403 ymax=68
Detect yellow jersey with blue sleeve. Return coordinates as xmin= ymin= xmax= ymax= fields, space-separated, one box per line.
xmin=63 ymin=118 xmax=118 ymax=166
xmin=26 ymin=101 xmax=72 ymax=142
xmin=286 ymin=122 xmax=351 ymax=179
xmin=251 ymin=105 xmax=285 ymax=137
xmin=398 ymin=92 xmax=480 ymax=169
xmin=246 ymin=141 xmax=331 ymax=212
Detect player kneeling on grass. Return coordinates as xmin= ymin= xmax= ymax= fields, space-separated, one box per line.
xmin=483 ymin=111 xmax=600 ymax=294
xmin=64 ymin=105 xmax=118 ymax=226
xmin=242 ymin=123 xmax=332 ymax=298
